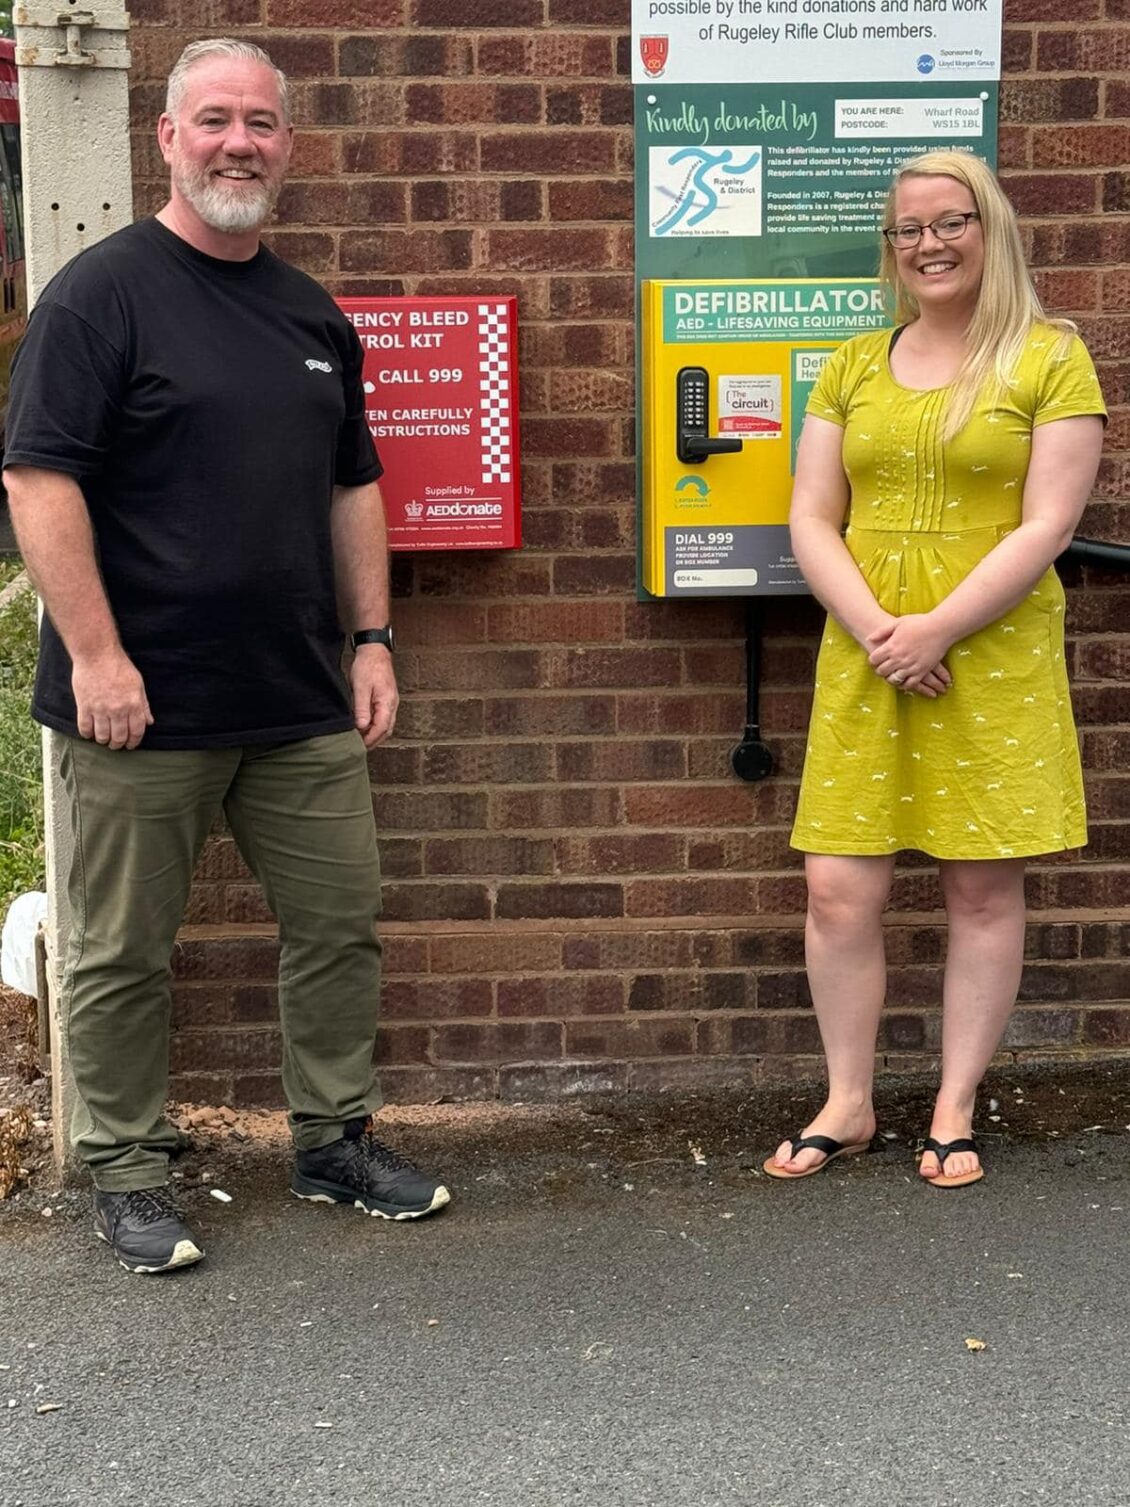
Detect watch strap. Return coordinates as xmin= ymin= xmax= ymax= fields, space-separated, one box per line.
xmin=351 ymin=626 xmax=394 ymax=651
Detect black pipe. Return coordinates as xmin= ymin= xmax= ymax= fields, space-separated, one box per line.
xmin=731 ymin=597 xmax=774 ymax=782
xmin=1059 ymin=536 xmax=1130 ymax=572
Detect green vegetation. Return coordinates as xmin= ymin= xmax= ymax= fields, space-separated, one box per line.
xmin=0 ymin=7 xmax=12 ymax=40
xmin=0 ymin=560 xmax=43 ymax=918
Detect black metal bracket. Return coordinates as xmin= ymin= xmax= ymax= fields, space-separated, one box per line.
xmin=731 ymin=597 xmax=775 ymax=782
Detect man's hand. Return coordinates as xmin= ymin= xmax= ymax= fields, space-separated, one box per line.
xmin=866 ymin=615 xmax=954 ymax=699
xmin=350 ymin=645 xmax=398 ymax=748
xmin=72 ymin=649 xmax=154 ymax=750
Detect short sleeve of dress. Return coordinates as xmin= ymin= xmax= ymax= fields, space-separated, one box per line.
xmin=804 ymin=339 xmax=857 ymax=428
xmin=1032 ymin=332 xmax=1107 ymax=428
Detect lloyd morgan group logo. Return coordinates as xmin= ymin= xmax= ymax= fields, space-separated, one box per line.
xmin=639 ymin=35 xmax=669 ymax=77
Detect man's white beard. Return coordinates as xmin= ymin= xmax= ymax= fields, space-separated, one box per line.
xmin=173 ymin=161 xmax=277 ymax=234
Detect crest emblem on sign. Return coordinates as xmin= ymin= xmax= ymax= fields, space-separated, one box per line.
xmin=639 ymin=35 xmax=669 ymax=77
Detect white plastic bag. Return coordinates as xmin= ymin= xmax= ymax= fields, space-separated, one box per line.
xmin=1 ymin=891 xmax=47 ymax=996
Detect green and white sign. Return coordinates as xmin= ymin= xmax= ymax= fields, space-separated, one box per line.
xmin=636 ymin=80 xmax=996 ymax=281
xmin=633 ymin=0 xmax=1001 ymax=282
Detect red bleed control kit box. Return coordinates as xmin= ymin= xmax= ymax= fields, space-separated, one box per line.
xmin=336 ymin=295 xmax=521 ymax=552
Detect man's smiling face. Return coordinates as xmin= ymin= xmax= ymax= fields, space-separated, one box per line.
xmin=158 ymin=57 xmax=293 ymax=237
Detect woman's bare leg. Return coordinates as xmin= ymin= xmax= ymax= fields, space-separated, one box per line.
xmin=921 ymin=857 xmax=1027 ymax=1181
xmin=772 ymin=853 xmax=896 ymax=1173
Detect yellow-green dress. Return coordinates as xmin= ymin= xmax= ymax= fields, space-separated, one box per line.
xmin=791 ymin=324 xmax=1106 ymax=860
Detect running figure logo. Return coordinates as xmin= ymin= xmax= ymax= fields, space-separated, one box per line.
xmin=649 ymin=145 xmax=762 ymax=239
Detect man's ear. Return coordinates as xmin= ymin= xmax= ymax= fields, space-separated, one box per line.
xmin=157 ymin=112 xmax=175 ymax=165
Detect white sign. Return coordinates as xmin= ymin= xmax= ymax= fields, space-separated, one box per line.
xmin=631 ymin=1 xmax=1003 ymax=85
xmin=718 ymin=373 xmax=781 ymax=436
xmin=835 ymin=95 xmax=985 ymax=137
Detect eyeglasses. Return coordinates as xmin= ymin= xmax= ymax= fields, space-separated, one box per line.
xmin=882 ymin=212 xmax=980 ymax=249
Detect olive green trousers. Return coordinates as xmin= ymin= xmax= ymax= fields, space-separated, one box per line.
xmin=57 ymin=731 xmax=383 ymax=1191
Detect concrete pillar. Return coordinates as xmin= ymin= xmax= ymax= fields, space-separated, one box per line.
xmin=13 ymin=2 xmax=132 ymax=1174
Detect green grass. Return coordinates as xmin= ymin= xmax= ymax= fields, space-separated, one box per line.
xmin=0 ymin=563 xmax=44 ymax=919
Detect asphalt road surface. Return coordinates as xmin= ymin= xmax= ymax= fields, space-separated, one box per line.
xmin=2 ymin=1079 xmax=1129 ymax=1507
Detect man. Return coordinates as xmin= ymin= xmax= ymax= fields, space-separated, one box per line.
xmin=3 ymin=38 xmax=449 ymax=1273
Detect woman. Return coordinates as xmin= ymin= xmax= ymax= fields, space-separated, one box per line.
xmin=766 ymin=151 xmax=1105 ymax=1188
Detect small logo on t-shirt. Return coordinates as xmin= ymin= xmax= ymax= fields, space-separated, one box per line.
xmin=305 ymin=359 xmax=333 ymax=373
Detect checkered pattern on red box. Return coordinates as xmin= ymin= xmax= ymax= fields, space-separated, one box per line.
xmin=477 ymin=303 xmax=512 ymax=484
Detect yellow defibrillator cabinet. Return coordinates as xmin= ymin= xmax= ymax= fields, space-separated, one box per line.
xmin=641 ymin=277 xmax=889 ymax=598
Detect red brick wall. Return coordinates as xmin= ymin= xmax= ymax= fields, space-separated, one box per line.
xmin=126 ymin=0 xmax=1130 ymax=1106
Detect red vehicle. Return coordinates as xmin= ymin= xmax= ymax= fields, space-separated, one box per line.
xmin=0 ymin=36 xmax=25 ymax=453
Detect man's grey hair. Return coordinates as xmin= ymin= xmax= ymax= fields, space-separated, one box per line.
xmin=165 ymin=38 xmax=290 ymax=124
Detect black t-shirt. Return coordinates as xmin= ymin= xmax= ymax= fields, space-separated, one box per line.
xmin=4 ymin=217 xmax=382 ymax=748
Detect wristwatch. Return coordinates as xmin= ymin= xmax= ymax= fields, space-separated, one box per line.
xmin=351 ymin=626 xmax=394 ymax=652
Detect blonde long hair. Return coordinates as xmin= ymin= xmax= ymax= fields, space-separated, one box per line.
xmin=879 ymin=150 xmax=1074 ymax=438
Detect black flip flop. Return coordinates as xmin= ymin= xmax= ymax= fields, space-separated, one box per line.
xmin=919 ymin=1135 xmax=983 ymax=1189
xmin=763 ymin=1132 xmax=872 ymax=1180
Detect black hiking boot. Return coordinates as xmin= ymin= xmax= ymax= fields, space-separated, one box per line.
xmin=93 ymin=1187 xmax=205 ymax=1273
xmin=291 ymin=1118 xmax=451 ymax=1220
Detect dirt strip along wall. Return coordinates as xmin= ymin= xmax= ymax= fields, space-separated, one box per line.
xmin=124 ymin=0 xmax=1130 ymax=1107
